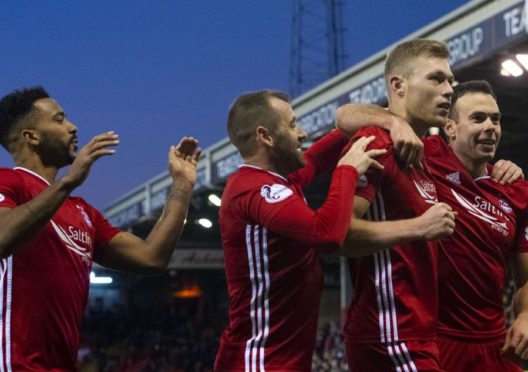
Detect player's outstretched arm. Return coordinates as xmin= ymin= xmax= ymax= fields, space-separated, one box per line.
xmin=337 ymin=200 xmax=456 ymax=257
xmin=491 ymin=159 xmax=524 ymax=185
xmin=0 ymin=132 xmax=119 ymax=258
xmin=502 ymin=252 xmax=528 ymax=361
xmin=95 ymin=137 xmax=201 ymax=275
xmin=336 ymin=103 xmax=423 ymax=167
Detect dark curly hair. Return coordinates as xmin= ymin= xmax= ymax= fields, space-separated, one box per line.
xmin=0 ymin=86 xmax=49 ymax=151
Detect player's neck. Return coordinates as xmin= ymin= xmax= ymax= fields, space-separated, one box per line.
xmin=388 ymin=106 xmax=429 ymax=138
xmin=454 ymin=153 xmax=487 ymax=178
xmin=244 ymin=152 xmax=289 ymax=177
xmin=13 ymin=153 xmax=59 ymax=184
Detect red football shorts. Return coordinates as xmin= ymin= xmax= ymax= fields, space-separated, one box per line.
xmin=346 ymin=340 xmax=444 ymax=371
xmin=437 ymin=336 xmax=523 ymax=372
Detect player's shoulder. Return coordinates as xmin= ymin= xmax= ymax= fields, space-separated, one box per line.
xmin=69 ymin=196 xmax=104 ymax=217
xmin=346 ymin=126 xmax=392 ymax=155
xmin=224 ymin=166 xmax=293 ymax=205
xmin=0 ymin=168 xmax=23 ymax=185
xmin=0 ymin=167 xmax=19 ymax=177
xmin=423 ymin=135 xmax=448 ymax=157
xmin=356 ymin=126 xmax=390 ymax=139
xmin=228 ymin=166 xmax=288 ymax=189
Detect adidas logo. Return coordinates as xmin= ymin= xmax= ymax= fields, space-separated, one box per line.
xmin=446 ymin=172 xmax=461 ymax=184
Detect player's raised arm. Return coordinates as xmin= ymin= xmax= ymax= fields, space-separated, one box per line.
xmin=94 ymin=137 xmax=200 ymax=275
xmin=336 ymin=103 xmax=423 ymax=167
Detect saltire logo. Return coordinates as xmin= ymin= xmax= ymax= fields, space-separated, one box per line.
xmin=50 ymin=220 xmax=92 ymax=262
xmin=450 ymin=189 xmax=509 ymax=235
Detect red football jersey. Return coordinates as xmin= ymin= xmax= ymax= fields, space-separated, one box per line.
xmin=215 ymin=130 xmax=358 ymax=371
xmin=344 ymin=127 xmax=440 ymax=345
xmin=424 ymin=135 xmax=528 ymax=342
xmin=0 ymin=167 xmax=120 ymax=371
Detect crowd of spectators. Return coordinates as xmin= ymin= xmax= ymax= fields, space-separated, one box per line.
xmin=79 ymin=294 xmax=224 ymax=371
xmin=78 ymin=296 xmax=351 ymax=371
xmin=78 ymin=277 xmax=518 ymax=371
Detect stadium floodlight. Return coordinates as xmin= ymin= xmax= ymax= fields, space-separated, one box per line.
xmin=501 ymin=59 xmax=523 ymax=77
xmin=90 ymin=271 xmax=113 ymax=284
xmin=198 ymin=218 xmax=213 ymax=228
xmin=515 ymin=54 xmax=528 ymax=71
xmin=208 ymin=194 xmax=222 ymax=207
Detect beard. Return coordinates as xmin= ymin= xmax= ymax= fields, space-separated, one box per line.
xmin=269 ymin=134 xmax=305 ymax=176
xmin=37 ymin=132 xmax=76 ymax=168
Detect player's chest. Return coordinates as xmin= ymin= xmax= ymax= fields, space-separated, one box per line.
xmin=45 ymin=201 xmax=96 ymax=264
xmin=382 ymin=167 xmax=438 ymax=215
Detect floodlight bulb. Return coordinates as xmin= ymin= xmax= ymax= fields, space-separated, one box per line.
xmin=90 ymin=271 xmax=113 ymax=284
xmin=501 ymin=59 xmax=523 ymax=77
xmin=198 ymin=218 xmax=213 ymax=228
xmin=208 ymin=194 xmax=222 ymax=207
xmin=515 ymin=54 xmax=528 ymax=71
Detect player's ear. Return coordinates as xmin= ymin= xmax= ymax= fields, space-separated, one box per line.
xmin=21 ymin=129 xmax=40 ymax=146
xmin=444 ymin=119 xmax=456 ymax=141
xmin=389 ymin=75 xmax=405 ymax=97
xmin=255 ymin=125 xmax=274 ymax=148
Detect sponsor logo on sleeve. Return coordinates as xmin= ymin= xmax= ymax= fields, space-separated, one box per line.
xmin=260 ymin=184 xmax=293 ymax=204
xmin=0 ymin=193 xmax=5 ymax=203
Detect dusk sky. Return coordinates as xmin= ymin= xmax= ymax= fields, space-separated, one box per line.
xmin=0 ymin=1 xmax=468 ymax=210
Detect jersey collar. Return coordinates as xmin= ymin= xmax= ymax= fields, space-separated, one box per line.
xmin=13 ymin=167 xmax=51 ymax=186
xmin=239 ymin=164 xmax=289 ymax=182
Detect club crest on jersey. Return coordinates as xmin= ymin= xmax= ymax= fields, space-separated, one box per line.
xmin=498 ymin=199 xmax=513 ymax=214
xmin=446 ymin=172 xmax=461 ymax=185
xmin=451 ymin=189 xmax=509 ymax=236
xmin=260 ymin=184 xmax=293 ymax=204
xmin=76 ymin=205 xmax=93 ymax=228
xmin=0 ymin=193 xmax=4 ymax=203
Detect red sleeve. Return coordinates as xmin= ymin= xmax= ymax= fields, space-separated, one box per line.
xmin=243 ymin=165 xmax=358 ymax=245
xmin=0 ymin=168 xmax=23 ymax=209
xmin=82 ymin=201 xmax=121 ymax=252
xmin=343 ymin=127 xmax=396 ymax=203
xmin=290 ymin=129 xmax=349 ymax=188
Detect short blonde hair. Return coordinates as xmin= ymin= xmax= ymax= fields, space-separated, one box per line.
xmin=384 ymin=39 xmax=450 ymax=83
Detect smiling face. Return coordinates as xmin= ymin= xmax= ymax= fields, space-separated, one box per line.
xmin=401 ymin=55 xmax=454 ymax=131
xmin=31 ymin=98 xmax=79 ymax=168
xmin=446 ymin=92 xmax=501 ymax=167
xmin=267 ymin=96 xmax=307 ymax=175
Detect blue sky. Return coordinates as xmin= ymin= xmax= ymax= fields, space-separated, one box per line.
xmin=0 ymin=1 xmax=468 ymax=209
